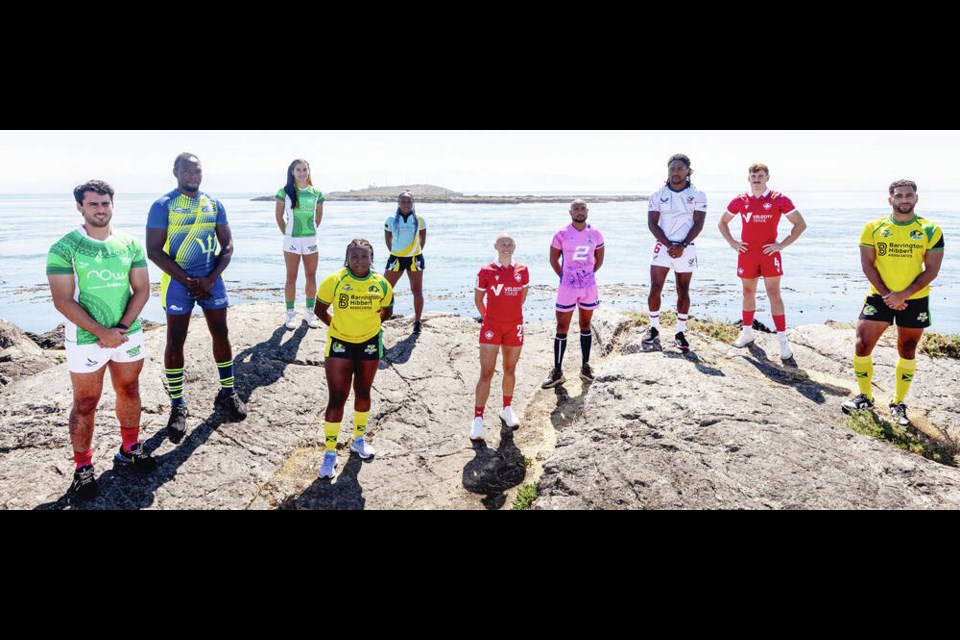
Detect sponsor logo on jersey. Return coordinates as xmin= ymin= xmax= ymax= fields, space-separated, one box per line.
xmin=126 ymin=345 xmax=141 ymax=357
xmin=490 ymin=284 xmax=504 ymax=296
xmin=863 ymin=304 xmax=877 ymax=316
xmin=877 ymin=242 xmax=887 ymax=257
xmin=880 ymin=228 xmax=893 ymax=238
xmin=686 ymin=197 xmax=696 ymax=205
xmin=86 ymin=269 xmax=127 ymax=281
xmin=213 ymin=297 xmax=228 ymax=305
xmin=341 ymin=283 xmax=353 ymax=292
xmin=763 ymin=202 xmax=773 ymax=210
xmin=169 ymin=304 xmax=184 ymax=311
xmin=660 ymin=197 xmax=669 ymax=203
xmin=514 ymin=272 xmax=522 ymax=282
xmin=910 ymin=230 xmax=924 ymax=240
xmin=368 ymin=285 xmax=381 ymax=295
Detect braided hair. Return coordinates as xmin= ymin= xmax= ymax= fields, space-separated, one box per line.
xmin=344 ymin=238 xmax=375 ymax=271
xmin=665 ymin=153 xmax=693 ymax=187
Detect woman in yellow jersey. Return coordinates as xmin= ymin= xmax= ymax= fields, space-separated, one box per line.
xmin=314 ymin=239 xmax=394 ymax=479
xmin=383 ymin=191 xmax=427 ymax=334
xmin=275 ymin=159 xmax=324 ymax=330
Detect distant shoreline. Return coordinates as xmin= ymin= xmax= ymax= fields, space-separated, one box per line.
xmin=253 ymin=194 xmax=648 ymax=204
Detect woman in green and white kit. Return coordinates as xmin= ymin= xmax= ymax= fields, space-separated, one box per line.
xmin=275 ymin=158 xmax=325 ymax=329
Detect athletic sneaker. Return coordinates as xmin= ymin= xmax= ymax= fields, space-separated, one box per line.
xmin=318 ymin=451 xmax=338 ymax=478
xmin=305 ymin=310 xmax=320 ymax=329
xmin=841 ymin=394 xmax=875 ymax=414
xmin=890 ymin=402 xmax=911 ymax=428
xmin=350 ymin=436 xmax=376 ymax=459
xmin=70 ymin=465 xmax=98 ymax=501
xmin=114 ymin=443 xmax=157 ymax=472
xmin=642 ymin=326 xmax=660 ymax=345
xmin=580 ymin=364 xmax=595 ymax=383
xmin=215 ymin=389 xmax=247 ymax=422
xmin=413 ymin=320 xmax=423 ymax=334
xmin=470 ymin=417 xmax=485 ymax=441
xmin=500 ymin=406 xmax=520 ymax=429
xmin=167 ymin=404 xmax=189 ymax=442
xmin=284 ymin=311 xmax=297 ymax=330
xmin=778 ymin=334 xmax=794 ymax=360
xmin=541 ymin=367 xmax=566 ymax=389
xmin=674 ymin=332 xmax=690 ymax=352
xmin=732 ymin=327 xmax=755 ymax=348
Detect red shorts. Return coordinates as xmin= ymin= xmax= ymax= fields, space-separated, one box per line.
xmin=480 ymin=318 xmax=524 ymax=347
xmin=738 ymin=251 xmax=784 ymax=279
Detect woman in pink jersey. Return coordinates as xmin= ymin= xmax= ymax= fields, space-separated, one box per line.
xmin=542 ymin=200 xmax=605 ymax=389
xmin=471 ymin=233 xmax=529 ymax=442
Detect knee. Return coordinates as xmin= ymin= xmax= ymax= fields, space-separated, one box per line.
xmin=73 ymin=396 xmax=100 ymax=416
xmin=327 ymin=392 xmax=348 ymax=409
xmin=479 ymin=368 xmax=495 ymax=383
xmin=854 ymin=338 xmax=872 ymax=358
xmin=117 ymin=380 xmax=140 ymax=399
xmin=900 ymin=340 xmax=919 ymax=359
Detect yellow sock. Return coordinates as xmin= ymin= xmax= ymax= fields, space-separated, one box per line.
xmin=894 ymin=357 xmax=916 ymax=404
xmin=353 ymin=411 xmax=370 ymax=438
xmin=323 ymin=421 xmax=340 ymax=452
xmin=853 ymin=354 xmax=874 ymax=400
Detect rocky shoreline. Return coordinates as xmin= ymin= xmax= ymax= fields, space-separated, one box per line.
xmin=2 ymin=304 xmax=958 ymax=510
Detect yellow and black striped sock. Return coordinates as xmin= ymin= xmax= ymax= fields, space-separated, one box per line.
xmin=324 ymin=421 xmax=340 ymax=452
xmin=853 ymin=354 xmax=874 ymax=400
xmin=165 ymin=367 xmax=185 ymax=406
xmin=353 ymin=411 xmax=369 ymax=438
xmin=894 ymin=357 xmax=916 ymax=404
xmin=216 ymin=359 xmax=235 ymax=392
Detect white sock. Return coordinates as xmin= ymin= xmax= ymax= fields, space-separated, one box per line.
xmin=650 ymin=313 xmax=660 ymax=330
xmin=777 ymin=331 xmax=788 ymax=342
xmin=677 ymin=314 xmax=688 ymax=333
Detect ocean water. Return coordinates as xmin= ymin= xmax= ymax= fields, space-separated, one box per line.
xmin=1 ymin=190 xmax=956 ymax=333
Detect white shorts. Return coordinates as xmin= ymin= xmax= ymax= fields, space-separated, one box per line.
xmin=283 ymin=236 xmax=319 ymax=255
xmin=65 ymin=330 xmax=146 ymax=374
xmin=650 ymin=242 xmax=698 ymax=273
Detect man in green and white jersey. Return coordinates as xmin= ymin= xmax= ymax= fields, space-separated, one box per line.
xmin=46 ymin=180 xmax=156 ymax=501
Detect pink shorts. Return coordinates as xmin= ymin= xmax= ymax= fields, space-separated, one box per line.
xmin=556 ymin=284 xmax=600 ymax=312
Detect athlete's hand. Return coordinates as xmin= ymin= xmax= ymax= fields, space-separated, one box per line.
xmin=882 ymin=291 xmax=909 ymax=310
xmin=188 ymin=277 xmax=214 ymax=300
xmin=762 ymin=242 xmax=783 ymax=255
xmin=728 ymin=239 xmax=748 ymax=253
xmin=667 ymin=244 xmax=684 ymax=259
xmin=97 ymin=327 xmax=129 ymax=349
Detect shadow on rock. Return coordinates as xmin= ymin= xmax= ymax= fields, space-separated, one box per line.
xmin=462 ymin=425 xmax=526 ymax=510
xmin=278 ymin=454 xmax=367 ymax=510
xmin=380 ymin=332 xmax=420 ymax=368
xmin=743 ymin=342 xmax=848 ymax=404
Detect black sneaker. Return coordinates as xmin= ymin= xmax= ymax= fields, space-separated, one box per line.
xmin=889 ymin=402 xmax=911 ymax=428
xmin=215 ymin=389 xmax=247 ymax=421
xmin=413 ymin=320 xmax=422 ymax=334
xmin=167 ymin=404 xmax=189 ymax=442
xmin=114 ymin=443 xmax=157 ymax=473
xmin=541 ymin=367 xmax=566 ymax=389
xmin=841 ymin=394 xmax=875 ymax=415
xmin=642 ymin=326 xmax=660 ymax=345
xmin=674 ymin=331 xmax=690 ymax=352
xmin=580 ymin=364 xmax=595 ymax=383
xmin=70 ymin=465 xmax=98 ymax=501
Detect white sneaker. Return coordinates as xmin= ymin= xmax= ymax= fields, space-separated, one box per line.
xmin=778 ymin=334 xmax=793 ymax=360
xmin=305 ymin=310 xmax=320 ymax=329
xmin=470 ymin=417 xmax=484 ymax=441
xmin=284 ymin=311 xmax=297 ymax=330
xmin=500 ymin=406 xmax=520 ymax=429
xmin=349 ymin=436 xmax=375 ymax=459
xmin=732 ymin=327 xmax=754 ymax=348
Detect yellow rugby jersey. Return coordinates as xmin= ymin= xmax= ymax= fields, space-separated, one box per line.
xmin=860 ymin=215 xmax=944 ymax=299
xmin=317 ymin=268 xmax=394 ymax=343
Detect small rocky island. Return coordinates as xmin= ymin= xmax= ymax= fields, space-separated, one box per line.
xmin=254 ymin=184 xmax=648 ymax=204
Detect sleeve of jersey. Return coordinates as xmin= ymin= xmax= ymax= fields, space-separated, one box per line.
xmin=380 ymin=279 xmax=394 ymax=308
xmin=276 ymin=188 xmax=285 ymax=201
xmin=46 ymin=243 xmax=74 ymax=275
xmin=418 ymin=216 xmax=426 ymax=231
xmin=521 ymin=266 xmax=530 ymax=287
xmin=316 ymin=190 xmax=325 ymax=203
xmin=146 ymin=199 xmax=169 ymax=229
xmin=726 ymin=197 xmax=741 ymax=215
xmin=594 ymin=230 xmax=605 ymax=249
xmin=928 ymin=225 xmax=945 ymax=250
xmin=317 ymin=273 xmax=336 ymax=305
xmin=215 ymin=200 xmax=228 ymax=225
xmin=859 ymin=222 xmax=876 ymax=247
xmin=780 ymin=195 xmax=797 ymax=215
xmin=648 ymin=192 xmax=660 ymax=213
xmin=384 ymin=217 xmax=392 ymax=232
xmin=476 ymin=269 xmax=487 ymax=291
xmin=550 ymin=231 xmax=563 ymax=250
xmin=696 ymin=190 xmax=708 ymax=212
xmin=131 ymin=240 xmax=148 ymax=268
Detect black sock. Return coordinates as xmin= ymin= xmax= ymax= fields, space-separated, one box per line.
xmin=580 ymin=331 xmax=592 ymax=366
xmin=554 ymin=334 xmax=567 ymax=369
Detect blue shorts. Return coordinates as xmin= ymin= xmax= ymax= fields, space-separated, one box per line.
xmin=161 ymin=275 xmax=230 ymax=315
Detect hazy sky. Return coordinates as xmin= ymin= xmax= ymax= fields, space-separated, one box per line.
xmin=2 ymin=130 xmax=959 ymax=195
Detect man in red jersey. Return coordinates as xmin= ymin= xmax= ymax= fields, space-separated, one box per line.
xmin=471 ymin=233 xmax=529 ymax=442
xmin=718 ymin=163 xmax=807 ymax=360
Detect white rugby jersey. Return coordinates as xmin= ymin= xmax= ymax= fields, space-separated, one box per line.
xmin=648 ymin=184 xmax=707 ymax=243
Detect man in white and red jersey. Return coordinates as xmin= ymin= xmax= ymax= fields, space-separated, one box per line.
xmin=542 ymin=200 xmax=605 ymax=389
xmin=718 ymin=163 xmax=807 ymax=360
xmin=644 ymin=154 xmax=707 ymax=352
xmin=471 ymin=233 xmax=529 ymax=441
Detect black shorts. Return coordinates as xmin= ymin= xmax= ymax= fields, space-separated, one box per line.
xmin=385 ymin=254 xmax=425 ymax=273
xmin=859 ymin=294 xmax=931 ymax=329
xmin=325 ymin=333 xmax=383 ymax=361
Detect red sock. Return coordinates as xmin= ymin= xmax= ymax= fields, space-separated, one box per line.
xmin=475 ymin=406 xmax=485 ymax=418
xmin=503 ymin=396 xmax=513 ymax=409
xmin=74 ymin=449 xmax=93 ymax=470
xmin=743 ymin=310 xmax=755 ymax=326
xmin=773 ymin=315 xmax=786 ymax=332
xmin=120 ymin=427 xmax=139 ymax=452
